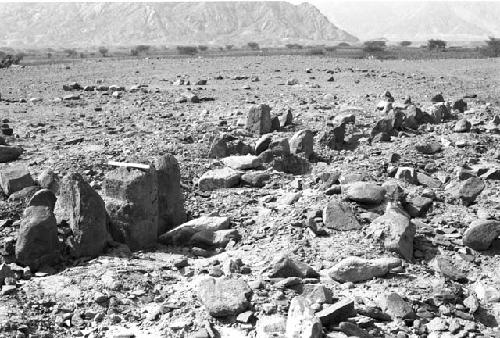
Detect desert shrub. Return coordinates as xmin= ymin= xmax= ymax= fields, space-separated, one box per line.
xmin=130 ymin=45 xmax=150 ymax=56
xmin=400 ymin=41 xmax=412 ymax=47
xmin=98 ymin=46 xmax=108 ymax=57
xmin=225 ymin=44 xmax=234 ymax=50
xmin=285 ymin=43 xmax=303 ymax=49
xmin=247 ymin=42 xmax=260 ymax=50
xmin=307 ymin=47 xmax=325 ymax=55
xmin=363 ymin=40 xmax=386 ymax=53
xmin=176 ymin=45 xmax=198 ymax=55
xmin=64 ymin=48 xmax=78 ymax=57
xmin=428 ymin=39 xmax=446 ymax=50
xmin=198 ymin=45 xmax=208 ymax=52
xmin=480 ymin=37 xmax=500 ymax=57
xmin=0 ymin=53 xmax=23 ymax=68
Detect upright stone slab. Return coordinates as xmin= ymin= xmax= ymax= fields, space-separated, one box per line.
xmin=15 ymin=206 xmax=59 ymax=270
xmin=155 ymin=155 xmax=186 ymax=235
xmin=104 ymin=167 xmax=158 ymax=250
xmin=55 ymin=173 xmax=109 ymax=257
xmin=246 ymin=104 xmax=272 ymax=135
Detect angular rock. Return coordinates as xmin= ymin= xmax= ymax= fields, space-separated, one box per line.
xmin=222 ymin=155 xmax=262 ymax=170
xmin=38 ymin=169 xmax=59 ymax=194
xmin=255 ymin=315 xmax=286 ymax=338
xmin=316 ymin=298 xmax=356 ymax=326
xmin=370 ymin=208 xmax=415 ymax=261
xmin=328 ymin=256 xmax=402 ymax=283
xmin=463 ymin=220 xmax=500 ymax=251
xmin=103 ymin=167 xmax=158 ymax=250
xmin=55 ymin=173 xmax=109 ymax=257
xmin=155 ymin=155 xmax=186 ymax=235
xmin=339 ymin=322 xmax=371 ymax=338
xmin=415 ymin=141 xmax=441 ymax=154
xmin=269 ymin=255 xmax=319 ymax=278
xmin=197 ymin=277 xmax=252 ymax=317
xmin=289 ymin=130 xmax=314 ymax=159
xmin=0 ymin=165 xmax=35 ymax=195
xmin=458 ymin=176 xmax=484 ymax=205
xmin=0 ymin=145 xmax=23 ymax=163
xmin=454 ymin=119 xmax=471 ymax=132
xmin=255 ymin=134 xmax=273 ymax=155
xmin=279 ymin=108 xmax=293 ymax=127
xmin=246 ymin=104 xmax=272 ymax=135
xmin=323 ymin=201 xmax=361 ymax=230
xmin=302 ymin=284 xmax=333 ymax=304
xmin=404 ymin=196 xmax=433 ymax=217
xmin=15 ymin=206 xmax=59 ymax=270
xmin=345 ymin=182 xmax=385 ymax=205
xmin=416 ymin=173 xmax=441 ymax=188
xmin=198 ymin=167 xmax=242 ymax=191
xmin=395 ymin=167 xmax=417 ymax=184
xmin=191 ymin=229 xmax=240 ymax=248
xmin=286 ymin=296 xmax=323 ymax=338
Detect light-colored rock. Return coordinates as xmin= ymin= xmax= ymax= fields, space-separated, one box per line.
xmin=345 ymin=182 xmax=385 ymax=205
xmin=198 ymin=167 xmax=242 ymax=191
xmin=222 ymin=155 xmax=262 ymax=170
xmin=289 ymin=130 xmax=314 ymax=159
xmin=159 ymin=216 xmax=230 ymax=245
xmin=328 ymin=256 xmax=402 ymax=282
xmin=286 ymin=296 xmax=323 ymax=338
xmin=0 ymin=165 xmax=35 ymax=195
xmin=196 ymin=277 xmax=252 ymax=317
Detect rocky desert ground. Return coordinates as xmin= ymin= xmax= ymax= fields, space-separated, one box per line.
xmin=0 ymin=55 xmax=499 ymax=338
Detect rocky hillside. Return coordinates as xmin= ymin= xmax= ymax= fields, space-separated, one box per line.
xmin=320 ymin=1 xmax=500 ymax=42
xmin=0 ymin=2 xmax=357 ymax=48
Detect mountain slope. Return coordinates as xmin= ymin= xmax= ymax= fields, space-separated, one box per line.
xmin=0 ymin=2 xmax=358 ymax=48
xmin=317 ymin=1 xmax=500 ymax=41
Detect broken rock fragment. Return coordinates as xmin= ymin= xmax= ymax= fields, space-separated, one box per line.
xmin=323 ymin=201 xmax=361 ymax=231
xmin=55 ymin=173 xmax=109 ymax=257
xmin=269 ymin=255 xmax=319 ymax=278
xmin=316 ymin=298 xmax=356 ymax=326
xmin=0 ymin=145 xmax=23 ymax=163
xmin=289 ymin=129 xmax=314 ymax=159
xmin=196 ymin=277 xmax=252 ymax=317
xmin=286 ymin=296 xmax=323 ymax=338
xmin=246 ymin=104 xmax=272 ymax=135
xmin=159 ymin=216 xmax=230 ymax=245
xmin=0 ymin=165 xmax=35 ymax=195
xmin=222 ymin=154 xmax=262 ymax=170
xmin=345 ymin=182 xmax=385 ymax=205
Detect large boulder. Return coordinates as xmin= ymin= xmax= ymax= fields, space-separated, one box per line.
xmin=0 ymin=165 xmax=35 ymax=195
xmin=155 ymin=155 xmax=186 ymax=235
xmin=246 ymin=104 xmax=272 ymax=135
xmin=328 ymin=256 xmax=402 ymax=282
xmin=463 ymin=220 xmax=500 ymax=251
xmin=323 ymin=201 xmax=361 ymax=230
xmin=55 ymin=173 xmax=109 ymax=257
xmin=15 ymin=206 xmax=59 ymax=270
xmin=103 ymin=167 xmax=158 ymax=250
xmin=0 ymin=145 xmax=23 ymax=163
xmin=196 ymin=277 xmax=252 ymax=317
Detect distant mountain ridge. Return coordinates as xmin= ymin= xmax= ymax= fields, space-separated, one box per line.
xmin=0 ymin=2 xmax=358 ymax=48
xmin=318 ymin=1 xmax=500 ymax=42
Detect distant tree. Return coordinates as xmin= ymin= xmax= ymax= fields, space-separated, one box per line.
xmin=247 ymin=42 xmax=260 ymax=50
xmin=198 ymin=45 xmax=208 ymax=52
xmin=225 ymin=44 xmax=234 ymax=50
xmin=176 ymin=45 xmax=198 ymax=55
xmin=363 ymin=40 xmax=386 ymax=53
xmin=480 ymin=37 xmax=500 ymax=57
xmin=427 ymin=39 xmax=446 ymax=50
xmin=98 ymin=46 xmax=109 ymax=57
xmin=400 ymin=40 xmax=412 ymax=47
xmin=130 ymin=45 xmax=151 ymax=56
xmin=324 ymin=46 xmax=337 ymax=52
xmin=307 ymin=47 xmax=325 ymax=55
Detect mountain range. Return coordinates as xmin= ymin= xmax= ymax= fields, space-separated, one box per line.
xmin=316 ymin=1 xmax=500 ymax=42
xmin=0 ymin=2 xmax=357 ymax=48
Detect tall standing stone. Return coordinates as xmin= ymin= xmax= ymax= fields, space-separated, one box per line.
xmin=289 ymin=130 xmax=314 ymax=159
xmin=246 ymin=104 xmax=272 ymax=135
xmin=55 ymin=173 xmax=109 ymax=257
xmin=104 ymin=167 xmax=158 ymax=250
xmin=15 ymin=206 xmax=59 ymax=270
xmin=155 ymin=155 xmax=186 ymax=235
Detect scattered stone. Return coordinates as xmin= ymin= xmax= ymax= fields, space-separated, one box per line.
xmin=222 ymin=155 xmax=262 ymax=170
xmin=0 ymin=165 xmax=35 ymax=195
xmin=328 ymin=256 xmax=402 ymax=282
xmin=323 ymin=201 xmax=361 ymax=231
xmin=377 ymin=292 xmax=415 ymax=319
xmin=345 ymin=182 xmax=385 ymax=205
xmin=316 ymin=298 xmax=355 ymax=326
xmin=159 ymin=216 xmax=230 ymax=245
xmin=196 ymin=277 xmax=252 ymax=317
xmin=463 ymin=220 xmax=500 ymax=251
xmin=289 ymin=129 xmax=314 ymax=159
xmin=241 ymin=171 xmax=270 ymax=187
xmin=246 ymin=104 xmax=272 ymax=135
xmin=286 ymin=296 xmax=323 ymax=338
xmin=454 ymin=119 xmax=471 ymax=132
xmin=269 ymin=255 xmax=319 ymax=278
xmin=458 ymin=176 xmax=484 ymax=205
xmin=198 ymin=167 xmax=242 ymax=191
xmin=415 ymin=141 xmax=441 ymax=154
